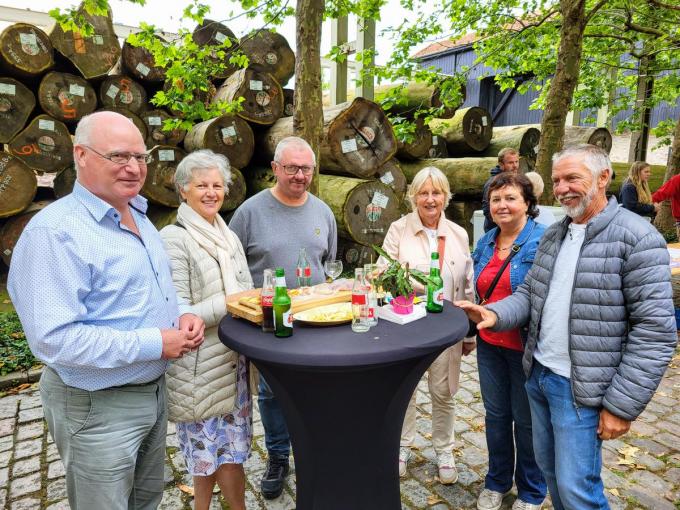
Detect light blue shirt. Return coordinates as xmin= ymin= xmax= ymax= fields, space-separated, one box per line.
xmin=8 ymin=181 xmax=190 ymax=391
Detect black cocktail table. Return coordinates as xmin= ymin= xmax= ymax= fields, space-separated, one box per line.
xmin=218 ymin=302 xmax=468 ymax=510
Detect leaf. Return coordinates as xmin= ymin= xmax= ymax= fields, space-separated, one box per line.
xmin=608 ymin=488 xmax=620 ymax=497
xmin=427 ymin=495 xmax=444 ymax=505
xmin=178 ymin=484 xmax=194 ymax=496
xmin=617 ymin=445 xmax=639 ymax=457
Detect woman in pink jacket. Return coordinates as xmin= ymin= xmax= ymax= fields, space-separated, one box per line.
xmin=380 ymin=166 xmax=476 ymax=485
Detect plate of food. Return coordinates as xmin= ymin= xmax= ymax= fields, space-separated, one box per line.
xmin=294 ymin=302 xmax=353 ymax=326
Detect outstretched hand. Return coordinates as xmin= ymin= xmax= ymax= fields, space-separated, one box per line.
xmin=454 ymin=300 xmax=498 ymax=330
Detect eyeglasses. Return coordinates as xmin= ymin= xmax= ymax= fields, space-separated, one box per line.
xmin=277 ymin=163 xmax=315 ymax=176
xmin=82 ymin=145 xmax=152 ymax=165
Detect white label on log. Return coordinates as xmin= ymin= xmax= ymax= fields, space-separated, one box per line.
xmin=69 ymin=84 xmax=85 ymax=97
xmin=93 ymin=35 xmax=104 ymax=45
xmin=0 ymin=84 xmax=15 ymax=95
xmin=372 ymin=191 xmax=389 ymax=209
xmin=481 ymin=116 xmax=488 ymax=126
xmin=2 ymin=249 xmax=10 ymax=257
xmin=158 ymin=150 xmax=175 ymax=162
xmin=221 ymin=126 xmax=237 ymax=138
xmin=20 ymin=33 xmax=37 ymax=46
xmin=136 ymin=62 xmax=151 ymax=76
xmin=215 ymin=32 xmax=227 ymax=43
xmin=106 ymin=84 xmax=120 ymax=99
xmin=432 ymin=135 xmax=438 ymax=144
xmin=249 ymin=80 xmax=263 ymax=91
xmin=341 ymin=138 xmax=358 ymax=154
xmin=379 ymin=171 xmax=394 ymax=185
xmin=148 ymin=116 xmax=162 ymax=126
xmin=38 ymin=119 xmax=55 ymax=131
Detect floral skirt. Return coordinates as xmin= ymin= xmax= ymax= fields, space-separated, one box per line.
xmin=176 ymin=355 xmax=252 ymax=476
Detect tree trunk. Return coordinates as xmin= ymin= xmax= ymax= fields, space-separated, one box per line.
xmin=8 ymin=114 xmax=73 ymax=173
xmin=184 ymin=114 xmax=254 ymax=169
xmin=533 ymin=0 xmax=588 ymax=193
xmin=48 ymin=5 xmax=120 ymax=79
xmin=192 ymin=19 xmax=238 ymax=81
xmin=654 ymin=119 xmax=680 ymax=235
xmin=0 ymin=78 xmax=35 ymax=143
xmin=337 ymin=238 xmax=378 ymax=270
xmin=99 ymin=107 xmax=147 ymax=141
xmin=121 ymin=38 xmax=167 ymax=83
xmin=396 ymin=117 xmax=433 ymax=160
xmin=142 ymin=145 xmax=186 ymax=207
xmin=428 ymin=133 xmax=449 ymax=158
xmin=562 ymin=126 xmax=612 ymax=153
xmin=0 ymin=200 xmax=52 ymax=266
xmin=53 ymin=166 xmax=76 ymax=199
xmin=294 ymin=0 xmax=324 ymax=196
xmin=145 ymin=204 xmax=178 ymax=230
xmin=213 ymin=67 xmax=284 ymax=125
xmin=446 ymin=199 xmax=481 ymax=243
xmin=98 ymin=75 xmax=147 ymax=114
xmin=0 ymin=23 xmax=53 ymax=79
xmin=282 ymin=88 xmax=295 ymax=117
xmin=240 ymin=29 xmax=296 ymax=87
xmin=399 ymin=157 xmax=498 ymax=198
xmin=0 ymin=154 xmax=37 ymax=218
xmin=479 ymin=125 xmax=541 ymax=163
xmin=38 ymin=71 xmax=97 ymax=124
xmin=374 ymin=81 xmax=465 ymax=119
xmin=142 ymin=109 xmax=186 ymax=147
xmin=244 ymin=166 xmax=276 ymax=197
xmin=373 ymin=158 xmax=408 ymax=200
xmin=429 ymin=107 xmax=494 ymax=154
xmin=221 ymin=167 xmax=246 ymax=212
xmin=260 ymin=98 xmax=397 ymax=178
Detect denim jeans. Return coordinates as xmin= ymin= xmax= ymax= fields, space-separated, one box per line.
xmin=525 ymin=360 xmax=610 ymax=510
xmin=477 ymin=340 xmax=546 ymax=504
xmin=258 ymin=375 xmax=290 ymax=458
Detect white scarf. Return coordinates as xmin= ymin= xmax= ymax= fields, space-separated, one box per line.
xmin=176 ymin=202 xmax=253 ymax=294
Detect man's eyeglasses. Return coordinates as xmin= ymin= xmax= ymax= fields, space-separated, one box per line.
xmin=277 ymin=163 xmax=315 ymax=176
xmin=82 ymin=145 xmax=152 ymax=165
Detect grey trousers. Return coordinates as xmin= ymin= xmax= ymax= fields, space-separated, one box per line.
xmin=40 ymin=367 xmax=167 ymax=510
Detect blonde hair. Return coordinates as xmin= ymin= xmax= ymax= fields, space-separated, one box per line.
xmin=407 ymin=166 xmax=452 ymax=211
xmin=626 ymin=161 xmax=652 ymax=204
xmin=524 ymin=171 xmax=544 ymax=198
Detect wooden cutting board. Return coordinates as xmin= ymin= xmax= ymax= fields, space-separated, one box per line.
xmin=227 ymin=290 xmax=352 ymax=324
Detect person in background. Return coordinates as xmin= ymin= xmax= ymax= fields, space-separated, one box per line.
xmin=7 ymin=111 xmax=205 ymax=509
xmin=458 ymin=144 xmax=676 ymax=510
xmin=380 ymin=166 xmax=475 ymax=485
xmin=621 ymin=161 xmax=658 ymax=220
xmin=483 ymin=148 xmax=520 ymax=232
xmin=229 ymin=136 xmax=337 ymax=499
xmin=524 ymin=172 xmax=557 ymax=226
xmin=161 ymin=150 xmax=253 ymax=510
xmin=652 ymin=172 xmax=680 ymax=239
xmin=472 ymin=172 xmax=547 ymax=510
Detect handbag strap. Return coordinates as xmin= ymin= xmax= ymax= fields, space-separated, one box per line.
xmin=481 ymin=244 xmax=520 ymax=305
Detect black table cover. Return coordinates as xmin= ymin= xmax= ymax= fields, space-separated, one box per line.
xmin=219 ymin=302 xmax=469 ymax=510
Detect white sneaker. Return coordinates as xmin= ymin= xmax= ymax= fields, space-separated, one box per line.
xmin=437 ymin=451 xmax=458 ymax=484
xmin=398 ymin=447 xmax=411 ymax=477
xmin=512 ymin=499 xmax=543 ymax=510
xmin=477 ymin=488 xmax=509 ymax=510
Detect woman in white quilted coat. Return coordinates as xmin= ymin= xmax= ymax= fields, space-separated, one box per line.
xmin=160 ymin=150 xmax=253 ymax=510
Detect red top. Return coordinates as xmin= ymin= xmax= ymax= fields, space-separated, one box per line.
xmin=652 ymin=174 xmax=680 ymax=220
xmin=476 ymin=251 xmax=523 ymax=351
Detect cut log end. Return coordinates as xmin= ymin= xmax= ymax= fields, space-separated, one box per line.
xmin=0 ymin=153 xmax=37 ymax=218
xmin=143 ymin=145 xmax=186 ymax=207
xmin=0 ymin=23 xmax=54 ymax=77
xmin=8 ymin=115 xmax=74 ymax=174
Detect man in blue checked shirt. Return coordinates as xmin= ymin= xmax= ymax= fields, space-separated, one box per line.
xmin=8 ymin=111 xmax=205 ymax=510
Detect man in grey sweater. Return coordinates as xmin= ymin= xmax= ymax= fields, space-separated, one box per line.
xmin=229 ymin=136 xmax=337 ymax=499
xmin=458 ymin=145 xmax=676 ymax=510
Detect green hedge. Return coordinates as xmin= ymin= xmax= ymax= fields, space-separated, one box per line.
xmin=0 ymin=312 xmax=39 ymax=376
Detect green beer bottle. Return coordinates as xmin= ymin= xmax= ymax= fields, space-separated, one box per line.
xmin=426 ymin=252 xmax=444 ymax=313
xmin=273 ymin=267 xmax=293 ymax=337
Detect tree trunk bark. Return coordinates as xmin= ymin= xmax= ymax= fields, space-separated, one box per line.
xmin=396 ymin=117 xmax=433 ymax=160
xmin=479 ymin=125 xmax=541 ymax=163
xmin=282 ymin=88 xmax=295 ymax=117
xmin=337 ymin=237 xmax=378 ymax=270
xmin=374 ymin=158 xmax=408 ymax=200
xmin=654 ymin=119 xmax=680 ymax=236
xmin=213 ymin=67 xmax=284 ymax=126
xmin=143 ymin=145 xmax=186 ymax=207
xmin=429 ymin=107 xmax=494 ymax=154
xmin=0 ymin=78 xmax=35 ymax=143
xmin=0 ymin=153 xmax=37 ymax=218
xmin=399 ymin=157 xmax=498 ymax=198
xmin=8 ymin=114 xmax=73 ymax=173
xmin=533 ymin=0 xmax=587 ymax=195
xmin=121 ymin=38 xmax=167 ymax=83
xmin=142 ymin=109 xmax=186 ymax=147
xmin=293 ymin=0 xmax=324 ymax=195
xmin=38 ymin=71 xmax=97 ymax=124
xmin=374 ymin=81 xmax=465 ymax=119
xmin=184 ymin=114 xmax=254 ymax=169
xmin=221 ymin=167 xmax=247 ymax=212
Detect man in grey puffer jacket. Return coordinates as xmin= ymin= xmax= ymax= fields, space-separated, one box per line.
xmin=458 ymin=145 xmax=676 ymax=510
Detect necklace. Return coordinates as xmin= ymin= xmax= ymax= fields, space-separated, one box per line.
xmin=496 ymin=245 xmax=512 ymax=251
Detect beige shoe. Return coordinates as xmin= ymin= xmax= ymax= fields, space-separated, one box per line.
xmin=398 ymin=447 xmax=411 ymax=478
xmin=512 ymin=499 xmax=543 ymax=510
xmin=477 ymin=488 xmax=510 ymax=510
xmin=437 ymin=451 xmax=458 ymax=484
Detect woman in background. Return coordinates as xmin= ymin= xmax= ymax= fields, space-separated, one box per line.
xmin=620 ymin=161 xmax=658 ymax=219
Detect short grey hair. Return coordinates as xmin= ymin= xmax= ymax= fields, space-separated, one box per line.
xmin=552 ymin=144 xmax=612 ymax=187
xmin=273 ymin=136 xmax=316 ymax=166
xmin=73 ymin=111 xmax=138 ymax=173
xmin=174 ymin=149 xmax=232 ymax=198
xmin=524 ymin=171 xmax=544 ymax=198
xmin=407 ymin=166 xmax=452 ymax=210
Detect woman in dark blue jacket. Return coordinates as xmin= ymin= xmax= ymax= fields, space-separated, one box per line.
xmin=471 ymin=172 xmax=547 ymax=510
xmin=620 ymin=161 xmax=658 ymax=219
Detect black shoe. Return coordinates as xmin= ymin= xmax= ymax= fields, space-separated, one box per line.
xmin=260 ymin=455 xmax=290 ymax=499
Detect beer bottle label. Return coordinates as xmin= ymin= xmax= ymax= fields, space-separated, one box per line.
xmin=430 ymin=259 xmax=438 ymax=269
xmin=276 ymin=276 xmax=286 ymax=287
xmin=282 ymin=310 xmax=293 ymax=327
xmin=434 ymin=287 xmax=444 ymax=306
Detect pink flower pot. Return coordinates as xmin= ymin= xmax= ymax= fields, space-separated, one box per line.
xmin=391 ymin=294 xmax=415 ymax=315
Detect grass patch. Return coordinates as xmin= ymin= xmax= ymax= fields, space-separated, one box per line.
xmin=0 ymin=311 xmax=39 ymax=376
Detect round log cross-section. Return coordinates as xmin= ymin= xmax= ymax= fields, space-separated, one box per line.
xmin=212 ymin=67 xmax=284 ymax=125
xmin=143 ymin=110 xmax=186 ymax=147
xmin=337 ymin=238 xmax=377 ymax=271
xmin=395 ymin=117 xmax=433 ymax=160
xmin=562 ymin=126 xmax=613 ymax=154
xmin=282 ymin=88 xmax=295 ymax=117
xmin=53 ymin=166 xmax=76 ymax=199
xmin=38 ymin=71 xmax=97 ymax=124
xmin=0 ymin=153 xmax=37 ymax=218
xmin=221 ymin=167 xmax=246 ymax=212
xmin=99 ymin=75 xmax=147 ymax=114
xmin=143 ymin=145 xmax=186 ymax=207
xmin=0 ymin=200 xmax=52 ymax=266
xmin=0 ymin=23 xmax=53 ymax=78
xmin=8 ymin=115 xmax=73 ymax=174
xmin=372 ymin=159 xmax=408 ymax=200
xmin=480 ymin=125 xmax=541 ymax=162
xmin=429 ymin=107 xmax=494 ymax=154
xmin=0 ymin=77 xmax=36 ymax=143
xmin=122 ymin=38 xmax=166 ymax=83
xmin=239 ymin=30 xmax=295 ymax=87
xmin=192 ymin=19 xmax=238 ymax=80
xmin=184 ymin=115 xmax=254 ymax=169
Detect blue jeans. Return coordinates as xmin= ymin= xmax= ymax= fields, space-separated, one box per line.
xmin=258 ymin=376 xmax=290 ymax=458
xmin=525 ymin=360 xmax=609 ymax=510
xmin=477 ymin=340 xmax=546 ymax=504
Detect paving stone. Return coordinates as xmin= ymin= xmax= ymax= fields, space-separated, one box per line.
xmin=163 ymin=461 xmax=174 ymax=485
xmin=664 ymin=467 xmax=680 ymax=485
xmin=0 ymin=436 xmax=13 ymax=453
xmin=0 ymin=451 xmax=11 ymax=469
xmin=655 ymin=420 xmax=680 ymax=437
xmin=46 ymin=443 xmax=60 ymax=462
xmin=460 ymin=431 xmax=486 ymax=451
xmin=432 ymin=481 xmax=478 ymax=507
xmin=630 ymin=470 xmax=673 ymax=494
xmin=9 ymin=472 xmax=41 ymax=499
xmin=166 ymin=433 xmax=179 ymax=449
xmin=48 ymin=460 xmax=65 ymax=480
xmin=622 ymin=485 xmax=677 ymax=510
xmin=10 ymin=497 xmax=41 ymax=510
xmin=628 ymin=437 xmax=669 ymax=457
xmin=629 ymin=420 xmax=659 ymax=437
xmin=400 ymin=478 xmax=437 ymax=508
xmin=455 ymin=388 xmax=475 ymax=404
xmin=0 ymin=468 xmax=8 ymax=488
xmin=14 ymin=439 xmax=42 ymax=459
xmin=45 ymin=500 xmax=70 ymax=510
xmin=0 ymin=404 xmax=16 ymax=420
xmin=653 ymin=432 xmax=680 ymax=452
xmin=16 ymin=421 xmax=43 ymax=441
xmin=47 ymin=478 xmax=67 ymax=501
xmin=12 ymin=456 xmax=40 ymax=477
xmin=458 ymin=445 xmax=487 ymax=468
xmin=0 ymin=489 xmax=6 ymax=509
xmin=17 ymin=407 xmax=43 ymax=424
xmin=454 ymin=466 xmax=481 ymax=487
xmin=18 ymin=396 xmax=41 ymax=410
xmin=158 ymin=487 xmax=185 ymax=509
xmin=0 ymin=419 xmax=15 ymax=438
xmin=666 ymin=412 xmax=680 ymax=425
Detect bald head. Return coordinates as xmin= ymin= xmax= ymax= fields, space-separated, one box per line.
xmin=74 ymin=111 xmax=145 ymax=151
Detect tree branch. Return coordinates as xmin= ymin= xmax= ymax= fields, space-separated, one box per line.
xmin=585 ymin=0 xmax=610 ymax=23
xmin=647 ymin=0 xmax=680 ymax=11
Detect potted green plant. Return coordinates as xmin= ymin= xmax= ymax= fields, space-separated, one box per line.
xmin=372 ymin=245 xmax=436 ymax=314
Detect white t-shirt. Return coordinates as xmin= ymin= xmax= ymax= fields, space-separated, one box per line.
xmin=424 ymin=227 xmax=438 ymax=254
xmin=533 ymin=222 xmax=587 ymax=378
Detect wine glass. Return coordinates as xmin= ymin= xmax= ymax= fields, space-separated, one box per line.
xmin=324 ymin=260 xmax=343 ymax=282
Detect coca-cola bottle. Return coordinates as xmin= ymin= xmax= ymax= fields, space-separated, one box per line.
xmin=296 ymin=247 xmax=312 ymax=288
xmin=351 ymin=268 xmax=370 ymax=333
xmin=261 ymin=268 xmax=275 ymax=332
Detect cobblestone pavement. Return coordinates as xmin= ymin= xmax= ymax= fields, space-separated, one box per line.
xmin=0 ymin=350 xmax=678 ymax=509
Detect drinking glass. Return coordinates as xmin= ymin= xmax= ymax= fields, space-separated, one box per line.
xmin=324 ymin=260 xmax=343 ymax=282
